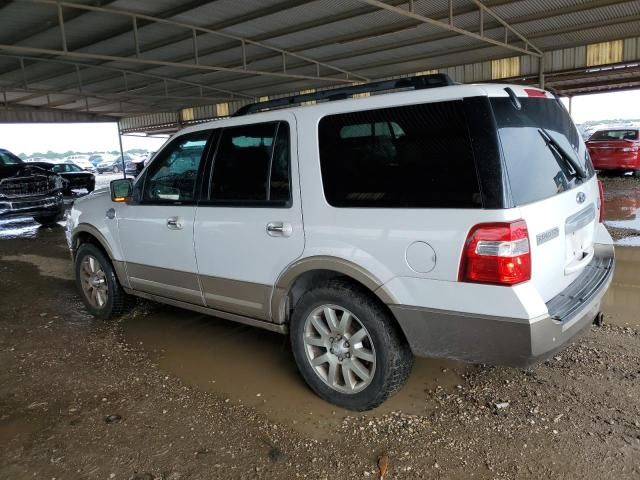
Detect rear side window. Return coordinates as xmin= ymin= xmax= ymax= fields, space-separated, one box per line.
xmin=318 ymin=101 xmax=481 ymax=208
xmin=209 ymin=121 xmax=290 ymax=205
xmin=590 ymin=129 xmax=639 ymax=141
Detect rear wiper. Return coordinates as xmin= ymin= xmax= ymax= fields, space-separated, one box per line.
xmin=538 ymin=128 xmax=587 ymax=180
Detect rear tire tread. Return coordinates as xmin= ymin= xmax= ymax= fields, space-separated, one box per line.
xmin=290 ymin=278 xmax=413 ymax=411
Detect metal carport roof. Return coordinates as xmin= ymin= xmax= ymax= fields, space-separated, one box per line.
xmin=0 ymin=0 xmax=639 ymax=127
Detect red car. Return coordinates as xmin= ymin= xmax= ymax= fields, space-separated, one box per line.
xmin=586 ymin=128 xmax=640 ymax=176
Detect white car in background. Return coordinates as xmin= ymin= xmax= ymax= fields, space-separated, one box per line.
xmin=64 ymin=155 xmax=96 ymax=173
xmin=66 ymin=75 xmax=615 ymax=411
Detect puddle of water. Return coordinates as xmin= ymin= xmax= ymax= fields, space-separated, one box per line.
xmin=602 ymin=246 xmax=640 ymax=327
xmin=0 ymin=217 xmax=41 ymax=240
xmin=0 ymin=254 xmax=73 ymax=280
xmin=124 ymin=308 xmax=465 ymax=439
xmin=602 ymin=178 xmax=640 ymax=241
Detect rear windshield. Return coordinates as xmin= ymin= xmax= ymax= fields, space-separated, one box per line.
xmin=589 ymin=129 xmax=639 ymax=141
xmin=318 ymin=101 xmax=481 ymax=208
xmin=491 ymin=97 xmax=594 ymax=206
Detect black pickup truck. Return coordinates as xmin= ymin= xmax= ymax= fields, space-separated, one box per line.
xmin=0 ymin=148 xmax=65 ymax=226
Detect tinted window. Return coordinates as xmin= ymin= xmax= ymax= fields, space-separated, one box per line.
xmin=143 ymin=131 xmax=209 ymax=202
xmin=590 ymin=129 xmax=639 ymax=141
xmin=318 ymin=101 xmax=480 ymax=208
xmin=209 ymin=122 xmax=290 ymax=205
xmin=0 ymin=150 xmax=22 ymax=166
xmin=491 ymin=97 xmax=594 ymax=206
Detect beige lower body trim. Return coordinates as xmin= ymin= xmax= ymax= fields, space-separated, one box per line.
xmin=200 ymin=275 xmax=271 ymax=320
xmin=124 ymin=262 xmax=273 ymax=321
xmin=124 ymin=288 xmax=287 ymax=334
xmin=125 ymin=262 xmax=204 ymax=306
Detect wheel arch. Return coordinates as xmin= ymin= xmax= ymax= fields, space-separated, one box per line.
xmin=71 ymin=224 xmax=129 ymax=288
xmin=271 ymin=256 xmax=398 ymax=325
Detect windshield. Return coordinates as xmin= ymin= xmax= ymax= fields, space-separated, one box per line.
xmin=490 ymin=97 xmax=594 ymax=206
xmin=0 ymin=150 xmax=23 ymax=166
xmin=589 ymin=129 xmax=639 ymax=141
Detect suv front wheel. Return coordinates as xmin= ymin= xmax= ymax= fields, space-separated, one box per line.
xmin=75 ymin=243 xmax=133 ymax=319
xmin=290 ymin=279 xmax=413 ymax=411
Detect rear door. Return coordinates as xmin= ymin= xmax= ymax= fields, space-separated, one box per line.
xmin=490 ymin=93 xmax=599 ymax=302
xmin=193 ymin=114 xmax=304 ymax=321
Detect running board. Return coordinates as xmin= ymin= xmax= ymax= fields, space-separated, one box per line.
xmin=123 ymin=288 xmax=288 ymax=334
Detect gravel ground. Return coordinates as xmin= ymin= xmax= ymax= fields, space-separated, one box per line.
xmin=1 ymin=226 xmax=639 ymax=479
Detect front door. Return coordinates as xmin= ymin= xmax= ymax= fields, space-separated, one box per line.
xmin=117 ymin=130 xmax=212 ymax=305
xmin=193 ymin=115 xmax=304 ymax=320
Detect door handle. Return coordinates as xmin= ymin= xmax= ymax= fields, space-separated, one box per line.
xmin=266 ymin=221 xmax=292 ymax=237
xmin=166 ymin=217 xmax=183 ymax=230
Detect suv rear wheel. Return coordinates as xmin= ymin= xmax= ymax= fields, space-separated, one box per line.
xmin=290 ymin=279 xmax=413 ymax=411
xmin=75 ymin=243 xmax=133 ymax=319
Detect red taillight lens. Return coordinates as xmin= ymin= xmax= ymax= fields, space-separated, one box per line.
xmin=459 ymin=220 xmax=531 ymax=286
xmin=597 ymin=179 xmax=604 ymax=223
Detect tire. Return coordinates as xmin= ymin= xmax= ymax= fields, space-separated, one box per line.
xmin=87 ymin=184 xmax=95 ymax=193
xmin=33 ymin=210 xmax=64 ymax=227
xmin=290 ymin=278 xmax=413 ymax=411
xmin=75 ymin=243 xmax=133 ymax=319
xmin=633 ymin=170 xmax=640 ymax=178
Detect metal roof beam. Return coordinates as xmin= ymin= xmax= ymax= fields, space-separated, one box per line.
xmin=3 ymin=0 xmax=513 ymax=101
xmin=22 ymin=0 xmax=367 ymax=83
xmin=0 ymin=44 xmax=360 ymax=85
xmin=3 ymin=86 xmax=229 ymax=109
xmin=0 ymin=54 xmax=253 ymax=100
xmin=354 ymin=0 xmax=542 ymax=57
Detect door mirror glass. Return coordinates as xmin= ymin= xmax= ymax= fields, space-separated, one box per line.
xmin=110 ymin=178 xmax=133 ymax=202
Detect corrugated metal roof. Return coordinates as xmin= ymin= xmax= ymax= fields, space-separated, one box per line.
xmin=0 ymin=0 xmax=638 ymax=126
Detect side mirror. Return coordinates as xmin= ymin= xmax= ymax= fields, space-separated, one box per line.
xmin=110 ymin=178 xmax=133 ymax=202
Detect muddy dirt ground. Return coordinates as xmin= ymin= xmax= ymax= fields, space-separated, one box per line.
xmin=1 ymin=178 xmax=639 ymax=479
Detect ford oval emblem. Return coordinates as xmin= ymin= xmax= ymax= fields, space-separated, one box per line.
xmin=576 ymin=192 xmax=586 ymax=204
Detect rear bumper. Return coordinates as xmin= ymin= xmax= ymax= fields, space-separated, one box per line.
xmin=591 ymin=155 xmax=640 ymax=170
xmin=0 ymin=193 xmax=64 ymax=219
xmin=392 ymin=243 xmax=614 ymax=367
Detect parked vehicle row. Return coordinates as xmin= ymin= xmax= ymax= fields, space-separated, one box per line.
xmin=67 ymin=75 xmax=614 ymax=411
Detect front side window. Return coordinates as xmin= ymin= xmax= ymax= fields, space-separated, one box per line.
xmin=143 ymin=131 xmax=210 ymax=202
xmin=318 ymin=101 xmax=480 ymax=208
xmin=209 ymin=122 xmax=290 ymax=205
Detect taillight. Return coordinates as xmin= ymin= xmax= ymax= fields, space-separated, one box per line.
xmin=597 ymin=179 xmax=604 ymax=223
xmin=459 ymin=220 xmax=531 ymax=286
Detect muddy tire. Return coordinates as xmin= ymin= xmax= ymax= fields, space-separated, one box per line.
xmin=290 ymin=278 xmax=413 ymax=411
xmin=75 ymin=243 xmax=133 ymax=319
xmin=33 ymin=210 xmax=64 ymax=227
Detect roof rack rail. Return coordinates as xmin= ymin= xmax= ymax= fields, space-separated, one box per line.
xmin=233 ymin=73 xmax=455 ymax=116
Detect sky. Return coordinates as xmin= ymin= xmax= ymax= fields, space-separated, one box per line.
xmin=564 ymin=89 xmax=640 ymax=124
xmin=1 ymin=88 xmax=639 ymax=156
xmin=0 ymin=122 xmax=167 ymax=156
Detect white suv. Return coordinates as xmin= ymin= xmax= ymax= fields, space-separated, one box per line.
xmin=66 ymin=75 xmax=614 ymax=411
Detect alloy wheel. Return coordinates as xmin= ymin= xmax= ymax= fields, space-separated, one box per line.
xmin=79 ymin=255 xmax=109 ymax=308
xmin=303 ymin=304 xmax=376 ymax=394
